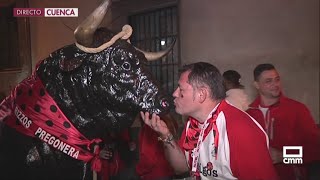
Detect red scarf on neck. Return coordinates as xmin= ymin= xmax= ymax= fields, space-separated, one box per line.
xmin=182 ymin=104 xmax=220 ymax=157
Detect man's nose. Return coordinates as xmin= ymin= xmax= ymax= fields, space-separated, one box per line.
xmin=172 ymin=88 xmax=178 ymax=97
xmin=271 ymin=79 xmax=280 ymax=86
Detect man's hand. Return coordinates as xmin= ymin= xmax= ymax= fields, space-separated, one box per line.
xmin=140 ymin=112 xmax=190 ymax=174
xmin=140 ymin=111 xmax=171 ymax=138
xmin=99 ymin=148 xmax=113 ymax=160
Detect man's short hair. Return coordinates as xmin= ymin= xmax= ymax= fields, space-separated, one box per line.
xmin=253 ymin=63 xmax=276 ymax=81
xmin=180 ymin=62 xmax=226 ymax=100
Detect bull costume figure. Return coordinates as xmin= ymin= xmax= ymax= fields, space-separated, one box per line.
xmin=0 ymin=0 xmax=175 ymax=179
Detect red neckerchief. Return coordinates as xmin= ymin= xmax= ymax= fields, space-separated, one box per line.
xmin=182 ymin=103 xmax=221 ymax=178
xmin=3 ymin=71 xmax=102 ymax=172
xmin=182 ymin=113 xmax=219 ymax=155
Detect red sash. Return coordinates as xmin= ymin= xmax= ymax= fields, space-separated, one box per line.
xmin=3 ymin=72 xmax=102 ymax=171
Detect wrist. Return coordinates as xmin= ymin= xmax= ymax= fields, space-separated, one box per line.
xmin=158 ymin=133 xmax=174 ymax=144
xmin=158 ymin=128 xmax=171 ymax=138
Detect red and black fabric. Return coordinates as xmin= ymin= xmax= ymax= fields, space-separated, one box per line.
xmin=181 ymin=114 xmax=219 ymax=159
xmin=1 ymin=69 xmax=102 ymax=171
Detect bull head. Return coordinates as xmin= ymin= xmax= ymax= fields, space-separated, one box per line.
xmin=0 ymin=1 xmax=176 ymax=179
xmin=37 ymin=0 xmax=174 ymax=136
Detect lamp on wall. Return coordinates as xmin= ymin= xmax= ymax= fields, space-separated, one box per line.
xmin=161 ymin=39 xmax=166 ymax=46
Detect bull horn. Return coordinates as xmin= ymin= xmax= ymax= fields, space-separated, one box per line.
xmin=74 ymin=0 xmax=111 ymax=47
xmin=135 ymin=38 xmax=176 ymax=61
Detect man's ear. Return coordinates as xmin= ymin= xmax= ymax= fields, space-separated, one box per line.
xmin=197 ymin=87 xmax=207 ymax=103
xmin=253 ymin=81 xmax=259 ymax=89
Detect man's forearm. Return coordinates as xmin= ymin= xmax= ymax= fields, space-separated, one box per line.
xmin=162 ymin=140 xmax=189 ymax=174
xmin=139 ymin=111 xmax=190 ymax=174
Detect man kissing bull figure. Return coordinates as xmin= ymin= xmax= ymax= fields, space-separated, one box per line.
xmin=0 ymin=0 xmax=175 ymax=179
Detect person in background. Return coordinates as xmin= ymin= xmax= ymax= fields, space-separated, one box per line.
xmin=98 ymin=128 xmax=136 ymax=180
xmin=223 ymin=70 xmax=250 ymax=111
xmin=135 ymin=113 xmax=177 ymax=180
xmin=246 ymin=63 xmax=320 ymax=180
xmin=140 ymin=62 xmax=278 ymax=180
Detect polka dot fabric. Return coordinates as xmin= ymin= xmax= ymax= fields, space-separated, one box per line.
xmin=3 ymin=72 xmax=102 ymax=170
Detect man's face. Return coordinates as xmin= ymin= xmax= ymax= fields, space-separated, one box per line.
xmin=254 ymin=69 xmax=281 ymax=99
xmin=172 ymin=71 xmax=199 ymax=116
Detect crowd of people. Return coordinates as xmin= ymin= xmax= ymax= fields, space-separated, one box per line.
xmin=1 ymin=62 xmax=319 ymax=180
xmin=140 ymin=62 xmax=320 ymax=180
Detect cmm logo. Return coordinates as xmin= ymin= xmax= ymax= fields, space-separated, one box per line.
xmin=283 ymin=146 xmax=303 ymax=164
